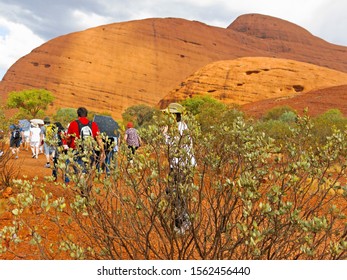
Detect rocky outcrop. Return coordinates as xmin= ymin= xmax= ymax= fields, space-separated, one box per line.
xmin=158 ymin=57 xmax=347 ymax=108
xmin=242 ymin=85 xmax=347 ymax=118
xmin=1 ymin=15 xmax=346 ymax=118
xmin=228 ymin=14 xmax=347 ymax=71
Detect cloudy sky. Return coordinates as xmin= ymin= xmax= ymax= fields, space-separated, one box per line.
xmin=0 ymin=0 xmax=346 ymax=79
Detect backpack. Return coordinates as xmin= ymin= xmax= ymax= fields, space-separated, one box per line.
xmin=54 ymin=123 xmax=64 ymax=147
xmin=12 ymin=128 xmax=21 ymax=140
xmin=45 ymin=124 xmax=57 ymax=144
xmin=76 ymin=120 xmax=93 ymax=139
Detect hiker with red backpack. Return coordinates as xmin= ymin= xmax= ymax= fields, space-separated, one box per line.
xmin=62 ymin=107 xmax=105 ymax=186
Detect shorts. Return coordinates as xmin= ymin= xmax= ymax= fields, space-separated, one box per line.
xmin=30 ymin=140 xmax=40 ymax=148
xmin=23 ymin=130 xmax=30 ymax=142
xmin=43 ymin=142 xmax=55 ymax=155
xmin=10 ymin=138 xmax=21 ymax=148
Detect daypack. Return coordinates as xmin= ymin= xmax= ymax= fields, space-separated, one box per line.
xmin=45 ymin=124 xmax=57 ymax=144
xmin=75 ymin=120 xmax=94 ymax=153
xmin=12 ymin=128 xmax=21 ymax=140
xmin=76 ymin=120 xmax=93 ymax=139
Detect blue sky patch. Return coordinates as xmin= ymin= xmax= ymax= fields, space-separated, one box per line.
xmin=0 ymin=25 xmax=9 ymax=37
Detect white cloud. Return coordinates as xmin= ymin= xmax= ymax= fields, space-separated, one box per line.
xmin=0 ymin=17 xmax=44 ymax=79
xmin=71 ymin=10 xmax=113 ymax=30
xmin=312 ymin=1 xmax=347 ymax=45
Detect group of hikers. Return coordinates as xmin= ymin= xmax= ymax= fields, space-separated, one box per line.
xmin=6 ymin=107 xmax=142 ymax=179
xmin=8 ymin=117 xmax=59 ymax=161
xmin=8 ymin=117 xmax=67 ymax=165
xmin=5 ymin=103 xmax=195 ymax=235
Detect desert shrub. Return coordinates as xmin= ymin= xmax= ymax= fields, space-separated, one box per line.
xmin=53 ymin=108 xmax=77 ymax=128
xmin=262 ymin=105 xmax=297 ymax=121
xmin=255 ymin=108 xmax=297 ymax=145
xmin=0 ymin=108 xmax=8 ymax=132
xmin=255 ymin=119 xmax=293 ymax=146
xmin=0 ymin=144 xmax=20 ymax=191
xmin=278 ymin=110 xmax=297 ymax=123
xmin=312 ymin=109 xmax=347 ymax=145
xmin=2 ymin=113 xmax=347 ymax=260
xmin=200 ymin=106 xmax=245 ymax=134
xmin=181 ymin=96 xmax=244 ymax=134
xmin=181 ymin=95 xmax=226 ymax=116
xmin=122 ymin=104 xmax=158 ymax=128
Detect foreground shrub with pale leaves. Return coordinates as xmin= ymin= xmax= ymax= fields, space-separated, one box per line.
xmin=1 ymin=113 xmax=347 ymax=259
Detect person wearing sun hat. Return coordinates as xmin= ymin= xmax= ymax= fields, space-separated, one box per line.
xmin=161 ymin=102 xmax=196 ymax=167
xmin=161 ymin=102 xmax=196 ymax=235
xmin=161 ymin=102 xmax=185 ymax=114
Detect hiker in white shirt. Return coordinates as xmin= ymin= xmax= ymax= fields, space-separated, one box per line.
xmin=30 ymin=123 xmax=41 ymax=158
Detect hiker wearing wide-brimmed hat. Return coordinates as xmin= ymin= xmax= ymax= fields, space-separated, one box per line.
xmin=161 ymin=102 xmax=196 ymax=235
xmin=161 ymin=102 xmax=195 ymax=167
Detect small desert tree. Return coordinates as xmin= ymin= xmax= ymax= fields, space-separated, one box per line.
xmin=6 ymin=88 xmax=54 ymax=118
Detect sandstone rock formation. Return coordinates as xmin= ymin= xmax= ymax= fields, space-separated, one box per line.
xmin=228 ymin=14 xmax=347 ymax=73
xmin=1 ymin=14 xmax=347 ymax=119
xmin=242 ymin=85 xmax=347 ymax=118
xmin=158 ymin=57 xmax=347 ymax=108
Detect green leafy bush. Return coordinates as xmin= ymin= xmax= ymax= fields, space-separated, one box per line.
xmin=53 ymin=108 xmax=77 ymax=128
xmin=122 ymin=104 xmax=158 ymax=128
xmin=312 ymin=109 xmax=347 ymax=145
xmin=262 ymin=105 xmax=297 ymax=121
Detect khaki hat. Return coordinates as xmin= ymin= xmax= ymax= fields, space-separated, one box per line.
xmin=162 ymin=103 xmax=184 ymax=114
xmin=43 ymin=116 xmax=50 ymax=124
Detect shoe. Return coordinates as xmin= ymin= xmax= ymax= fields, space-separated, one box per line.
xmin=174 ymin=226 xmax=184 ymax=235
xmin=32 ymin=154 xmax=36 ymax=158
xmin=181 ymin=219 xmax=191 ymax=232
xmin=174 ymin=220 xmax=191 ymax=236
xmin=45 ymin=163 xmax=51 ymax=168
xmin=0 ymin=151 xmax=3 ymax=157
xmin=174 ymin=225 xmax=189 ymax=236
xmin=15 ymin=155 xmax=18 ymax=159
